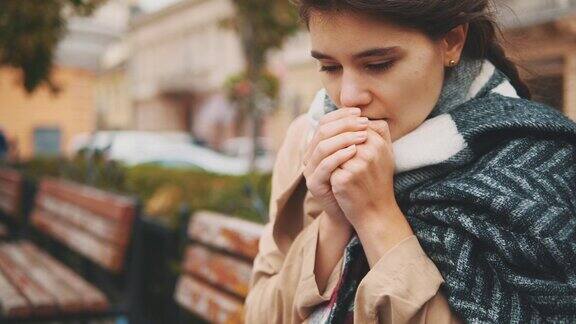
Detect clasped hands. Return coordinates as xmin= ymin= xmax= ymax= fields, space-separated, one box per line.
xmin=303 ymin=107 xmax=399 ymax=232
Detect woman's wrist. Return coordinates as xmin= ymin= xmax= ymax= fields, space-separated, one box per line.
xmin=322 ymin=211 xmax=353 ymax=236
xmin=353 ymin=202 xmax=414 ymax=267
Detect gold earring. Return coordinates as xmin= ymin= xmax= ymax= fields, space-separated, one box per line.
xmin=448 ymin=60 xmax=457 ymax=67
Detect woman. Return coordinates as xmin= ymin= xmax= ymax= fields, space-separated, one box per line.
xmin=245 ymin=1 xmax=576 ymax=323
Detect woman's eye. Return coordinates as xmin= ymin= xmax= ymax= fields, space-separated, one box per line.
xmin=319 ymin=62 xmax=393 ymax=74
xmin=365 ymin=61 xmax=394 ymax=72
xmin=319 ymin=65 xmax=341 ymax=73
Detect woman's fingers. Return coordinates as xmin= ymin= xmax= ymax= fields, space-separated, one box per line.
xmin=319 ymin=107 xmax=361 ymax=126
xmin=304 ymin=108 xmax=363 ymax=164
xmin=306 ymin=131 xmax=367 ymax=171
xmin=304 ymin=115 xmax=369 ymax=164
xmin=309 ymin=145 xmax=358 ymax=191
xmin=368 ymin=119 xmax=392 ymax=144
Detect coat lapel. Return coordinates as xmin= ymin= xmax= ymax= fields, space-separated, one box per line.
xmin=269 ymin=116 xmax=313 ymax=254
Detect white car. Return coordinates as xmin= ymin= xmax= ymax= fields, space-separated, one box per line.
xmin=69 ymin=131 xmax=267 ymax=175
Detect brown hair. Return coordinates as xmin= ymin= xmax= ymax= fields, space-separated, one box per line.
xmin=295 ymin=0 xmax=532 ymax=99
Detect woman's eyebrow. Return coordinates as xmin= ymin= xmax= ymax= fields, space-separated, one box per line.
xmin=353 ymin=47 xmax=400 ymax=59
xmin=310 ymin=51 xmax=334 ymax=60
xmin=311 ymin=46 xmax=400 ymax=60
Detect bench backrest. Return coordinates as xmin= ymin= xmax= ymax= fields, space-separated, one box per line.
xmin=0 ymin=168 xmax=23 ymax=218
xmin=174 ymin=210 xmax=264 ymax=323
xmin=31 ymin=178 xmax=137 ymax=273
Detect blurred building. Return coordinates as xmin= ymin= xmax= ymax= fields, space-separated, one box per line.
xmin=126 ymin=0 xmax=576 ymax=153
xmin=128 ymin=0 xmax=325 ymax=150
xmin=129 ymin=0 xmax=244 ymax=149
xmin=499 ymin=0 xmax=576 ymax=120
xmin=0 ymin=68 xmax=95 ymax=159
xmin=94 ymin=0 xmax=136 ymax=131
xmin=0 ymin=0 xmax=132 ymax=159
xmin=97 ymin=40 xmax=133 ymax=130
xmin=94 ymin=0 xmax=576 ymax=156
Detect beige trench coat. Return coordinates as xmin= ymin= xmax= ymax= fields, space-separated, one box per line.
xmin=244 ymin=114 xmax=462 ymax=324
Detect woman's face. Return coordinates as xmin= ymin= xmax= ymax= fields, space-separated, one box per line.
xmin=309 ymin=11 xmax=452 ymax=141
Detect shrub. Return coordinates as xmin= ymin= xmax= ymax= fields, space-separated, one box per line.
xmin=11 ymin=157 xmax=271 ymax=227
xmin=125 ymin=164 xmax=271 ymax=226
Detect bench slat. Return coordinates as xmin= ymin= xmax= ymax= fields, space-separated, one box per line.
xmin=183 ymin=245 xmax=253 ymax=298
xmin=174 ymin=275 xmax=244 ymax=324
xmin=20 ymin=242 xmax=109 ymax=312
xmin=0 ymin=249 xmax=57 ymax=316
xmin=36 ymin=194 xmax=132 ymax=247
xmin=188 ymin=211 xmax=264 ymax=260
xmin=0 ymin=265 xmax=30 ymax=318
xmin=32 ymin=179 xmax=137 ymax=274
xmin=40 ymin=179 xmax=135 ymax=223
xmin=0 ymin=169 xmax=22 ymax=183
xmin=31 ymin=210 xmax=124 ymax=273
xmin=0 ymin=244 xmax=84 ymax=313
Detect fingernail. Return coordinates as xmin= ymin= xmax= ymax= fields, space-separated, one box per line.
xmin=348 ymin=144 xmax=356 ymax=150
xmin=358 ymin=117 xmax=369 ymax=125
xmin=357 ymin=131 xmax=368 ymax=139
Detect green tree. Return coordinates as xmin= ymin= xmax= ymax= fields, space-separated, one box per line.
xmin=0 ymin=0 xmax=105 ymax=93
xmin=227 ymin=0 xmax=300 ymax=170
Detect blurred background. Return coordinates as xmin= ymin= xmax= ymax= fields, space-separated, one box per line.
xmin=1 ymin=0 xmax=575 ymax=165
xmin=0 ymin=0 xmax=575 ymax=323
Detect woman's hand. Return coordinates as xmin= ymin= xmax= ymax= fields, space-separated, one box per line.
xmin=330 ymin=120 xmax=414 ymax=266
xmin=329 ymin=120 xmax=396 ymax=226
xmin=303 ymin=107 xmax=369 ymax=226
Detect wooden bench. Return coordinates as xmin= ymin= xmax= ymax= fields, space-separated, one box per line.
xmin=0 ymin=241 xmax=109 ymax=318
xmin=174 ymin=210 xmax=264 ymax=323
xmin=0 ymin=177 xmax=141 ymax=322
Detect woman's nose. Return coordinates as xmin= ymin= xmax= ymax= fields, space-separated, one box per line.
xmin=339 ymin=73 xmax=371 ymax=108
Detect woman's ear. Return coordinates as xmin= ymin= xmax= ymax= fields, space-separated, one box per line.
xmin=442 ymin=24 xmax=469 ymax=66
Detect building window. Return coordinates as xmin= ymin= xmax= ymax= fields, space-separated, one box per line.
xmin=33 ymin=127 xmax=61 ymax=156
